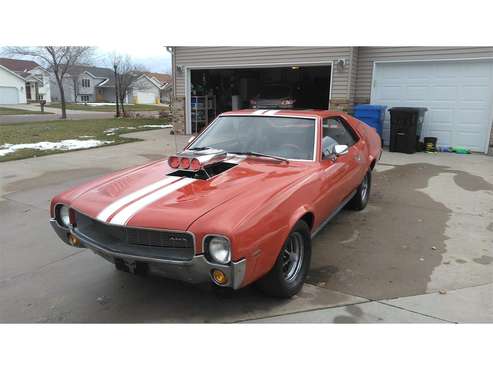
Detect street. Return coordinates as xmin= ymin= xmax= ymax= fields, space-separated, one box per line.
xmin=1 ymin=129 xmax=492 ymax=323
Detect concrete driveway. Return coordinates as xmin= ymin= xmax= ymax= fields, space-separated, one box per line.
xmin=0 ymin=130 xmax=492 ymax=323
xmin=0 ymin=103 xmax=114 ymax=124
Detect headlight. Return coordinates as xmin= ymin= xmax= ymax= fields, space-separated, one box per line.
xmin=57 ymin=205 xmax=71 ymax=227
xmin=206 ymin=236 xmax=231 ymax=264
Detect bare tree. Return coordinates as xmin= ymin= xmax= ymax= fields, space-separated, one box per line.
xmin=3 ymin=46 xmax=94 ymax=119
xmin=67 ymin=67 xmax=83 ymax=103
xmin=110 ymin=54 xmax=144 ymax=116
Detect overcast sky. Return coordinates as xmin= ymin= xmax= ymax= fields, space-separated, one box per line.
xmin=95 ymin=45 xmax=172 ymax=73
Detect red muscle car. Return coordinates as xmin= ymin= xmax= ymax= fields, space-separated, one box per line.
xmin=50 ymin=109 xmax=381 ymax=298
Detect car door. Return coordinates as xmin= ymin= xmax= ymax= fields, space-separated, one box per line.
xmin=314 ymin=117 xmax=362 ymax=224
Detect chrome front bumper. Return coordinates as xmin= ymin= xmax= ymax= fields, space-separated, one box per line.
xmin=50 ymin=219 xmax=246 ymax=289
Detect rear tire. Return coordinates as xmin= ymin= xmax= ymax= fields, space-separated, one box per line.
xmin=348 ymin=170 xmax=371 ymax=211
xmin=256 ymin=220 xmax=311 ymax=298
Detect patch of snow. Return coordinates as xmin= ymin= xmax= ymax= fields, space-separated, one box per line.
xmin=0 ymin=139 xmax=113 ymax=156
xmin=103 ymin=127 xmax=121 ymax=134
xmin=78 ymin=135 xmax=95 ymax=139
xmin=138 ymin=124 xmax=173 ymax=129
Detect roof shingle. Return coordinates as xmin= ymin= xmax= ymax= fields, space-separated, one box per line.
xmin=0 ymin=57 xmax=39 ymax=73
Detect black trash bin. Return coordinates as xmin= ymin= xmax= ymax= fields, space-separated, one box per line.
xmin=388 ymin=107 xmax=427 ymax=154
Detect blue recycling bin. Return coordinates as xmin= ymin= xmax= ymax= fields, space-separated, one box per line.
xmin=353 ymin=104 xmax=387 ymax=137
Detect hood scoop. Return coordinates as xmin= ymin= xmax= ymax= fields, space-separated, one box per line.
xmin=168 ymin=148 xmax=236 ymax=180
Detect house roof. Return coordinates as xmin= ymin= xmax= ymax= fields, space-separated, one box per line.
xmin=0 ymin=57 xmax=39 ymax=73
xmin=144 ymin=72 xmax=171 ymax=85
xmin=66 ymin=65 xmax=114 ymax=79
xmin=0 ymin=64 xmax=26 ymax=81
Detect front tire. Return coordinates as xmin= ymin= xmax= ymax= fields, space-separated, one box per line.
xmin=256 ymin=220 xmax=311 ymax=298
xmin=348 ymin=170 xmax=371 ymax=211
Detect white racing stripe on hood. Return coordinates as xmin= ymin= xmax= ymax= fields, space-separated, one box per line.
xmin=96 ymin=176 xmax=178 ymax=222
xmin=109 ymin=177 xmax=196 ymax=226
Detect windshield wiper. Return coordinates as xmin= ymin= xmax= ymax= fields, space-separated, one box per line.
xmin=188 ymin=146 xmax=213 ymax=151
xmin=228 ymin=151 xmax=289 ymax=163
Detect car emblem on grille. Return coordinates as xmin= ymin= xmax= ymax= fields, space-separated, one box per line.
xmin=170 ymin=236 xmax=187 ymax=242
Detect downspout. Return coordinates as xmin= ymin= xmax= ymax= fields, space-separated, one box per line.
xmin=165 ymin=46 xmax=176 ymax=98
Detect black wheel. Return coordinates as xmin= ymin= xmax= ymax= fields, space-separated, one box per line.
xmin=256 ymin=220 xmax=311 ymax=298
xmin=348 ymin=170 xmax=371 ymax=211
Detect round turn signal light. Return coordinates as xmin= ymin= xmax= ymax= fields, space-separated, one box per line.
xmin=211 ymin=269 xmax=228 ymax=285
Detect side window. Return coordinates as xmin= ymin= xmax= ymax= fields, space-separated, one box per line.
xmin=322 ymin=117 xmax=358 ymax=151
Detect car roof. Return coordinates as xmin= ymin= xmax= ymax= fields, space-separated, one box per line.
xmin=221 ymin=109 xmax=343 ymax=119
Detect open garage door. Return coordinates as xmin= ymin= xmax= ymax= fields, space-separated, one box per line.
xmin=371 ymin=60 xmax=493 ymax=153
xmin=0 ymin=86 xmax=19 ymax=104
xmin=188 ymin=65 xmax=331 ymax=134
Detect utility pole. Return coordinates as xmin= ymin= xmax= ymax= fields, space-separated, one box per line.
xmin=113 ymin=63 xmax=120 ymax=117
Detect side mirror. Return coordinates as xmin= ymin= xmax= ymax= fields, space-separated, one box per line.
xmin=333 ymin=144 xmax=349 ymax=156
xmin=187 ymin=136 xmax=195 ymax=144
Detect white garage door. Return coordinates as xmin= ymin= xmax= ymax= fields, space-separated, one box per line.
xmin=0 ymin=86 xmax=19 ymax=104
xmin=136 ymin=92 xmax=156 ymax=104
xmin=371 ymin=60 xmax=493 ymax=152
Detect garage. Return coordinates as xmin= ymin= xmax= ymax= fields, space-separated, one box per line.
xmin=0 ymin=86 xmax=20 ymax=104
xmin=371 ymin=59 xmax=493 ymax=153
xmin=188 ymin=64 xmax=332 ymax=133
xmin=135 ymin=91 xmax=156 ymax=104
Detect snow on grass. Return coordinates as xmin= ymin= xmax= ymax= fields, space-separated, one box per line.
xmin=103 ymin=124 xmax=172 ymax=135
xmin=0 ymin=139 xmax=113 ymax=156
xmin=138 ymin=124 xmax=172 ymax=128
xmin=83 ymin=103 xmax=135 ymax=106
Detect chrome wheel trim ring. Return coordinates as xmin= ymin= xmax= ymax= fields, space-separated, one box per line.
xmin=281 ymin=232 xmax=305 ymax=282
xmin=361 ymin=174 xmax=369 ymax=201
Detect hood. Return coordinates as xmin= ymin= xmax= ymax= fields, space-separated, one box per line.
xmin=66 ymin=157 xmax=313 ymax=231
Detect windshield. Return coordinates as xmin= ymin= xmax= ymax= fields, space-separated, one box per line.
xmin=259 ymin=85 xmax=291 ymax=99
xmin=189 ymin=115 xmax=316 ymax=160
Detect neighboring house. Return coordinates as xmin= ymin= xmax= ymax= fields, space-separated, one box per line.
xmin=169 ymin=47 xmax=493 ymax=154
xmin=128 ymin=72 xmax=171 ymax=104
xmin=0 ymin=57 xmax=52 ymax=103
xmin=50 ymin=65 xmax=118 ymax=103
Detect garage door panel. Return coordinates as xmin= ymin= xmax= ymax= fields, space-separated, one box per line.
xmin=456 ymin=109 xmax=489 ymax=124
xmin=0 ymin=87 xmax=19 ymax=104
xmin=372 ymin=60 xmax=493 ymax=152
xmin=406 ymin=85 xmax=429 ymax=100
xmin=376 ymin=85 xmax=401 ymax=100
xmin=428 ymin=109 xmax=453 ymax=125
xmin=430 ymin=86 xmax=457 ymax=101
xmin=460 ymin=86 xmax=491 ymax=102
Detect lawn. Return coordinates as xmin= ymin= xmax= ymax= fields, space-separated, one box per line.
xmin=0 ymin=118 xmax=172 ymax=162
xmin=0 ymin=107 xmax=53 ymax=115
xmin=48 ymin=103 xmax=166 ymax=112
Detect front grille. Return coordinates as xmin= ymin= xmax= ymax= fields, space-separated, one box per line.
xmin=73 ymin=211 xmax=194 ymax=261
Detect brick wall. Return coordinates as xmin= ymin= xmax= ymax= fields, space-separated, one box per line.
xmin=329 ymin=98 xmax=354 ymax=114
xmin=170 ymin=96 xmax=186 ymax=134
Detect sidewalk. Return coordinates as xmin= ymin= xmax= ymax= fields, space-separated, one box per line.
xmin=245 ymin=283 xmax=493 ymax=323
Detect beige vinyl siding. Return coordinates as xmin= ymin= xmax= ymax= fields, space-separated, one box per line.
xmin=173 ymin=47 xmax=354 ymax=101
xmin=355 ymin=47 xmax=493 ymax=103
xmin=347 ymin=46 xmax=359 ymax=101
